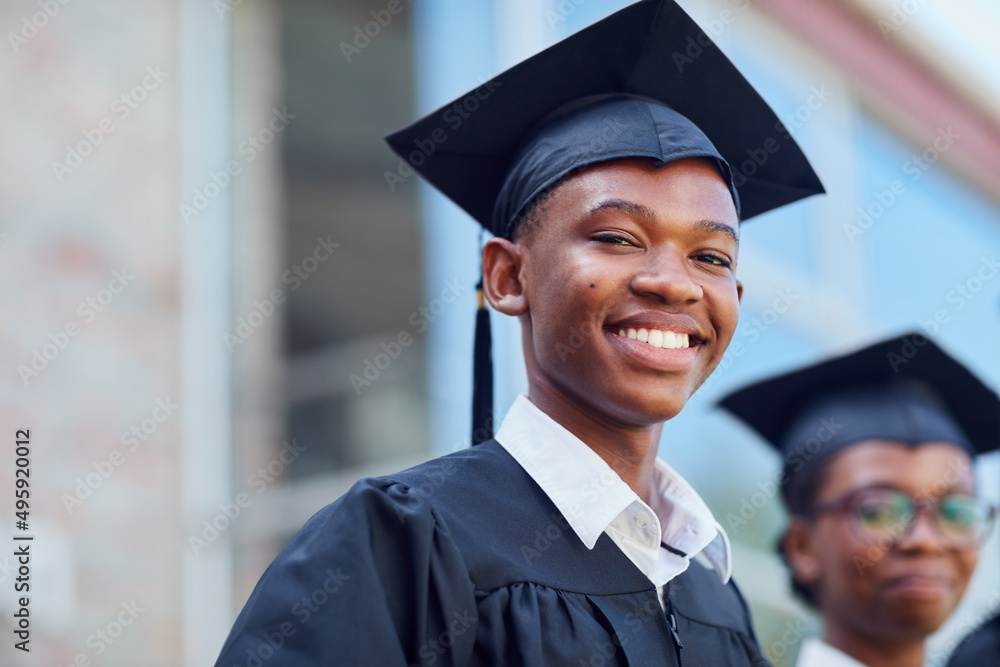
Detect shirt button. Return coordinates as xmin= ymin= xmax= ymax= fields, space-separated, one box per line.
xmin=634 ymin=512 xmax=650 ymax=527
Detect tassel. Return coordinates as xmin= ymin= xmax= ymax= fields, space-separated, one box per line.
xmin=471 ymin=279 xmax=493 ymax=445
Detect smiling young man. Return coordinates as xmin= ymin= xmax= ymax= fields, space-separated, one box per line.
xmin=215 ymin=2 xmax=823 ymax=665
xmin=484 ymin=157 xmax=742 ymax=501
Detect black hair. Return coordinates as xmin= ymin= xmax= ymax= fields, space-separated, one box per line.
xmin=508 ymin=161 xmax=597 ymax=242
xmin=777 ymin=461 xmax=831 ymax=609
xmin=509 ymin=181 xmax=560 ymax=243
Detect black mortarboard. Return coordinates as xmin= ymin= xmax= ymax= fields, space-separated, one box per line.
xmin=386 ymin=0 xmax=824 ymax=236
xmin=718 ymin=332 xmax=1000 ymax=501
xmin=384 ymin=0 xmax=826 ymax=443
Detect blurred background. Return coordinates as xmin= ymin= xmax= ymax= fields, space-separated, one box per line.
xmin=1 ymin=0 xmax=999 ymax=665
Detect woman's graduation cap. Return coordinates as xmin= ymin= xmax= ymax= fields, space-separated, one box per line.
xmin=718 ymin=332 xmax=1000 ymax=502
xmin=385 ymin=0 xmax=826 ymax=444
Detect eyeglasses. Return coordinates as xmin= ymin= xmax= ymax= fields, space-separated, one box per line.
xmin=804 ymin=486 xmax=997 ymax=549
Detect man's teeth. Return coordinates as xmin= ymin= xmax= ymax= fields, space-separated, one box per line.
xmin=616 ymin=328 xmax=690 ymax=349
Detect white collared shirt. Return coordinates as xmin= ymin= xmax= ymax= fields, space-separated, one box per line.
xmin=795 ymin=638 xmax=868 ymax=667
xmin=494 ymin=394 xmax=732 ymax=588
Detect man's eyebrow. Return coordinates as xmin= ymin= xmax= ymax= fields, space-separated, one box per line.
xmin=589 ymin=198 xmax=658 ymax=221
xmin=693 ymin=219 xmax=739 ymax=246
xmin=589 ymin=199 xmax=739 ymax=245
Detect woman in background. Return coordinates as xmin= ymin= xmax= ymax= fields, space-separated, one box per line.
xmin=720 ymin=333 xmax=999 ymax=667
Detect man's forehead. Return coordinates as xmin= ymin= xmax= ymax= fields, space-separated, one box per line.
xmin=561 ymin=158 xmax=740 ymax=225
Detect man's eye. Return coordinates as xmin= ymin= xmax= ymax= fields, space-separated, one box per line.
xmin=593 ymin=234 xmax=633 ymax=246
xmin=696 ymin=254 xmax=731 ymax=268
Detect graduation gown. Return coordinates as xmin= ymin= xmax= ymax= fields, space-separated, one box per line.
xmin=215 ymin=440 xmax=768 ymax=666
xmin=945 ymin=613 xmax=1000 ymax=666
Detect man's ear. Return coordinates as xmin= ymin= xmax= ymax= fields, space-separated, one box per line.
xmin=783 ymin=518 xmax=822 ymax=586
xmin=482 ymin=237 xmax=528 ymax=316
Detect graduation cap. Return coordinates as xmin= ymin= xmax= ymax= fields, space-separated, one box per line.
xmin=384 ymin=0 xmax=826 ymax=443
xmin=718 ymin=332 xmax=1000 ymax=503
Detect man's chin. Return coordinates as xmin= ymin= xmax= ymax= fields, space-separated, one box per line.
xmin=603 ymin=391 xmax=690 ymax=426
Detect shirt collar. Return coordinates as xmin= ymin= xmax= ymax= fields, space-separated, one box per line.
xmin=649 ymin=457 xmax=732 ymax=583
xmin=796 ymin=638 xmax=868 ymax=667
xmin=495 ymin=394 xmax=732 ymax=583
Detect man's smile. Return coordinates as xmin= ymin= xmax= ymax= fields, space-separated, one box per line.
xmin=614 ymin=329 xmax=691 ymax=349
xmin=606 ymin=327 xmax=702 ymax=372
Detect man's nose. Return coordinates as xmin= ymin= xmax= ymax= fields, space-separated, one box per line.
xmin=629 ymin=249 xmax=703 ymax=304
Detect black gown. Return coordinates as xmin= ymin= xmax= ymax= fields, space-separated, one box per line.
xmin=945 ymin=613 xmax=1000 ymax=666
xmin=215 ymin=440 xmax=768 ymax=666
